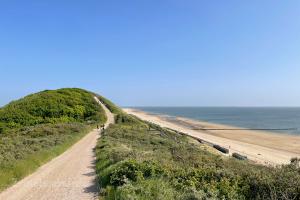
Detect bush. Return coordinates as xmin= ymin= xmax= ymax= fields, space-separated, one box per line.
xmin=96 ymin=95 xmax=122 ymax=114
xmin=0 ymin=88 xmax=107 ymax=191
xmin=110 ymin=160 xmax=165 ymax=186
xmin=0 ymin=88 xmax=106 ymax=129
xmin=96 ymin=112 xmax=300 ymax=199
xmin=291 ymin=157 xmax=300 ymax=165
xmin=0 ymin=125 xmax=4 ymax=134
xmin=113 ymin=178 xmax=178 ymax=200
xmin=115 ymin=114 xmax=143 ymax=125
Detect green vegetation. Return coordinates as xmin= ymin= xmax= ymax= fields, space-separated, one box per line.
xmin=1 ymin=88 xmax=299 ymax=199
xmin=0 ymin=88 xmax=106 ymax=131
xmin=96 ymin=112 xmax=300 ymax=199
xmin=96 ymin=95 xmax=122 ymax=115
xmin=0 ymin=88 xmax=106 ymax=191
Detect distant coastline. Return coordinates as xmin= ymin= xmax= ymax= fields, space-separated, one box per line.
xmin=124 ymin=108 xmax=300 ymax=165
xmin=132 ymin=107 xmax=300 ymax=135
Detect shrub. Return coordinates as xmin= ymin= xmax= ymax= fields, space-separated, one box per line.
xmin=0 ymin=88 xmax=106 ymax=129
xmin=0 ymin=124 xmax=4 ymax=134
xmin=96 ymin=112 xmax=300 ymax=199
xmin=0 ymin=88 xmax=107 ymax=191
xmin=115 ymin=114 xmax=143 ymax=125
xmin=291 ymin=157 xmax=300 ymax=164
xmin=113 ymin=178 xmax=178 ymax=200
xmin=96 ymin=95 xmax=122 ymax=114
xmin=110 ymin=160 xmax=165 ymax=186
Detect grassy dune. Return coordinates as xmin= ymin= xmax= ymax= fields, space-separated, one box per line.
xmin=1 ymin=88 xmax=299 ymax=199
xmin=0 ymin=88 xmax=106 ymax=191
xmin=96 ymin=104 xmax=300 ymax=199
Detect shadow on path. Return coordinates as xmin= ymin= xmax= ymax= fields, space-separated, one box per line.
xmin=83 ymin=151 xmax=99 ymax=198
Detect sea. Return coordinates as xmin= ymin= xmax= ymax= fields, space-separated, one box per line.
xmin=134 ymin=107 xmax=300 ymax=135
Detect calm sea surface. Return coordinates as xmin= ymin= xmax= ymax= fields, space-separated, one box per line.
xmin=134 ymin=107 xmax=300 ymax=135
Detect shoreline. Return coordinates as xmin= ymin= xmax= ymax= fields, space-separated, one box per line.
xmin=123 ymin=108 xmax=300 ymax=165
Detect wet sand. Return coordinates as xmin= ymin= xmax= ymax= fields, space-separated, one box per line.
xmin=124 ymin=108 xmax=300 ymax=165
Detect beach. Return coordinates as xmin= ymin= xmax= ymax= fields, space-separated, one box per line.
xmin=124 ymin=108 xmax=300 ymax=165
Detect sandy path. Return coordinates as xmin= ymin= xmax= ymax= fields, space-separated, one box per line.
xmin=124 ymin=108 xmax=300 ymax=166
xmin=0 ymin=97 xmax=114 ymax=200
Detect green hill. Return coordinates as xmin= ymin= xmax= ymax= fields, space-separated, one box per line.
xmin=1 ymin=89 xmax=299 ymax=199
xmin=0 ymin=88 xmax=106 ymax=190
xmin=95 ymin=102 xmax=300 ymax=199
xmin=0 ymin=88 xmax=106 ymax=131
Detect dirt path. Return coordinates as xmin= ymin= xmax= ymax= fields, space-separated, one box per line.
xmin=0 ymin=97 xmax=114 ymax=200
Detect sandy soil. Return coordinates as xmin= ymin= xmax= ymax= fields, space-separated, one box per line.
xmin=124 ymin=108 xmax=300 ymax=166
xmin=0 ymin=97 xmax=114 ymax=200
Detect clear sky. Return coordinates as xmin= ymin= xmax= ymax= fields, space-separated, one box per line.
xmin=1 ymin=0 xmax=300 ymax=107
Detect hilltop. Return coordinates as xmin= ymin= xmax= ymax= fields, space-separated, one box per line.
xmin=0 ymin=88 xmax=107 ymax=191
xmin=0 ymin=88 xmax=106 ymax=132
xmin=0 ymin=88 xmax=299 ymax=199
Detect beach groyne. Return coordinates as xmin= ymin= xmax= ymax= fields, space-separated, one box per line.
xmin=124 ymin=108 xmax=300 ymax=165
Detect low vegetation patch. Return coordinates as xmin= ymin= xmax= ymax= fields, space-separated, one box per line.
xmin=96 ymin=95 xmax=123 ymax=115
xmin=96 ymin=112 xmax=300 ymax=199
xmin=0 ymin=88 xmax=106 ymax=191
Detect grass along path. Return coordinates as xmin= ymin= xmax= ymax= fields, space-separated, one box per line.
xmin=0 ymin=88 xmax=107 ymax=191
xmin=95 ymin=113 xmax=300 ymax=199
xmin=0 ymin=97 xmax=114 ymax=200
xmin=0 ymin=123 xmax=91 ymax=191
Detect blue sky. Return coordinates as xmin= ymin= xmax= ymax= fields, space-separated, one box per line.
xmin=1 ymin=0 xmax=300 ymax=107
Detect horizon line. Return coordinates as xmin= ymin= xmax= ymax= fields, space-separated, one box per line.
xmin=122 ymin=106 xmax=300 ymax=108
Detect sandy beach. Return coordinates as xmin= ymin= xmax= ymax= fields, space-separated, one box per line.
xmin=124 ymin=108 xmax=300 ymax=165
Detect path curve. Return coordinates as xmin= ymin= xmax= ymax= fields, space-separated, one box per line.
xmin=0 ymin=97 xmax=114 ymax=200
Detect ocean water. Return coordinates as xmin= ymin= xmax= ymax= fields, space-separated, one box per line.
xmin=134 ymin=107 xmax=300 ymax=135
